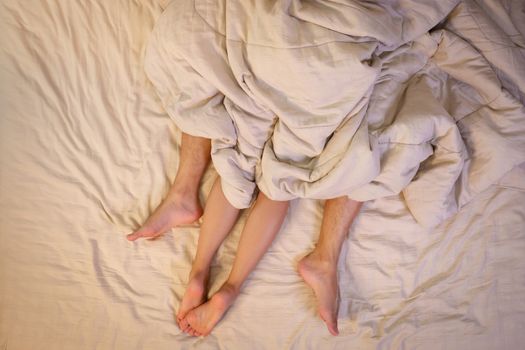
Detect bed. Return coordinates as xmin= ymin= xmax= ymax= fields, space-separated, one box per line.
xmin=1 ymin=0 xmax=524 ymax=349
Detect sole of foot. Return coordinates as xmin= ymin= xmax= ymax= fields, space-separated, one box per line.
xmin=127 ymin=192 xmax=202 ymax=241
xmin=177 ymin=272 xmax=209 ymax=330
xmin=298 ymin=254 xmax=340 ymax=336
xmin=184 ymin=284 xmax=239 ymax=336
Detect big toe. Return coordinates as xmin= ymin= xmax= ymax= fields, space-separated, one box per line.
xmin=127 ymin=227 xmax=157 ymax=241
xmin=325 ymin=319 xmax=339 ymax=335
xmin=327 ymin=321 xmax=339 ymax=336
xmin=186 ymin=311 xmax=205 ymax=333
xmin=320 ymin=310 xmax=339 ymax=336
xmin=177 ymin=316 xmax=189 ymax=330
xmin=126 ymin=231 xmax=142 ymax=241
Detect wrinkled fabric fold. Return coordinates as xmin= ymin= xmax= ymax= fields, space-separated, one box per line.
xmin=145 ymin=0 xmax=525 ymax=227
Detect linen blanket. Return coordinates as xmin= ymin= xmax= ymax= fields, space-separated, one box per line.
xmin=145 ymin=0 xmax=525 ymax=227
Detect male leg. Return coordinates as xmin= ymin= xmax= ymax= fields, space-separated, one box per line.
xmin=127 ymin=133 xmax=211 ymax=241
xmin=298 ymin=197 xmax=362 ymax=335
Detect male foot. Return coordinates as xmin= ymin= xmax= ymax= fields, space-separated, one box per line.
xmin=183 ymin=283 xmax=239 ymax=337
xmin=177 ymin=271 xmax=209 ymax=330
xmin=298 ymin=252 xmax=340 ymax=336
xmin=127 ymin=189 xmax=203 ymax=241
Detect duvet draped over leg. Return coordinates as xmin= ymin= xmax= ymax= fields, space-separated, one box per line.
xmin=145 ymin=0 xmax=525 ymax=227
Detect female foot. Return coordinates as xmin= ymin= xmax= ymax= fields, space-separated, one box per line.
xmin=127 ymin=189 xmax=203 ymax=241
xmin=183 ymin=283 xmax=239 ymax=336
xmin=177 ymin=270 xmax=209 ymax=330
xmin=298 ymin=252 xmax=340 ymax=336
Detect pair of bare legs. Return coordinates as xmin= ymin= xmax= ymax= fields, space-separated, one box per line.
xmin=127 ymin=133 xmax=362 ymax=336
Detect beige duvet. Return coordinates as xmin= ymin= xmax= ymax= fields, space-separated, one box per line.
xmin=1 ymin=0 xmax=525 ymax=349
xmin=146 ymin=0 xmax=525 ymax=228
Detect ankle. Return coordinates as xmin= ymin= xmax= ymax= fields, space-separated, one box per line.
xmin=189 ymin=268 xmax=210 ymax=282
xmin=210 ymin=282 xmax=240 ymax=310
xmin=168 ymin=186 xmax=194 ymax=201
xmin=169 ymin=179 xmax=200 ymax=199
xmin=219 ymin=282 xmax=241 ymax=297
xmin=307 ymin=250 xmax=338 ymax=266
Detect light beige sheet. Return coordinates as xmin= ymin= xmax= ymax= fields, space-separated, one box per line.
xmin=1 ymin=1 xmax=524 ymax=349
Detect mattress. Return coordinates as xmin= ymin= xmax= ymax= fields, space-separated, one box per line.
xmin=1 ymin=0 xmax=524 ymax=349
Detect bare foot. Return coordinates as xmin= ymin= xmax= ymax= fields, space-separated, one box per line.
xmin=176 ymin=270 xmax=209 ymax=330
xmin=298 ymin=252 xmax=340 ymax=336
xmin=183 ymin=283 xmax=239 ymax=337
xmin=127 ymin=189 xmax=202 ymax=241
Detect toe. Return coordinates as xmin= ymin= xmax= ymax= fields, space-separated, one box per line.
xmin=177 ymin=317 xmax=188 ymax=330
xmin=126 ymin=231 xmax=141 ymax=241
xmin=127 ymin=228 xmax=153 ymax=241
xmin=328 ymin=322 xmax=339 ymax=336
xmin=183 ymin=323 xmax=192 ymax=334
xmin=319 ymin=310 xmax=339 ymax=336
xmin=176 ymin=311 xmax=186 ymax=323
xmin=186 ymin=311 xmax=196 ymax=325
xmin=324 ymin=316 xmax=339 ymax=336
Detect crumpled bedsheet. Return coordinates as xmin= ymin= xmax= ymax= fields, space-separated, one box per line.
xmin=2 ymin=0 xmax=525 ymax=349
xmin=145 ymin=0 xmax=525 ymax=228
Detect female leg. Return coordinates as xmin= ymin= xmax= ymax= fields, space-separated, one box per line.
xmin=176 ymin=176 xmax=241 ymax=330
xmin=183 ymin=191 xmax=289 ymax=336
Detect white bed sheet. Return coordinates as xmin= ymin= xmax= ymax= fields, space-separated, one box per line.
xmin=1 ymin=1 xmax=524 ymax=349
